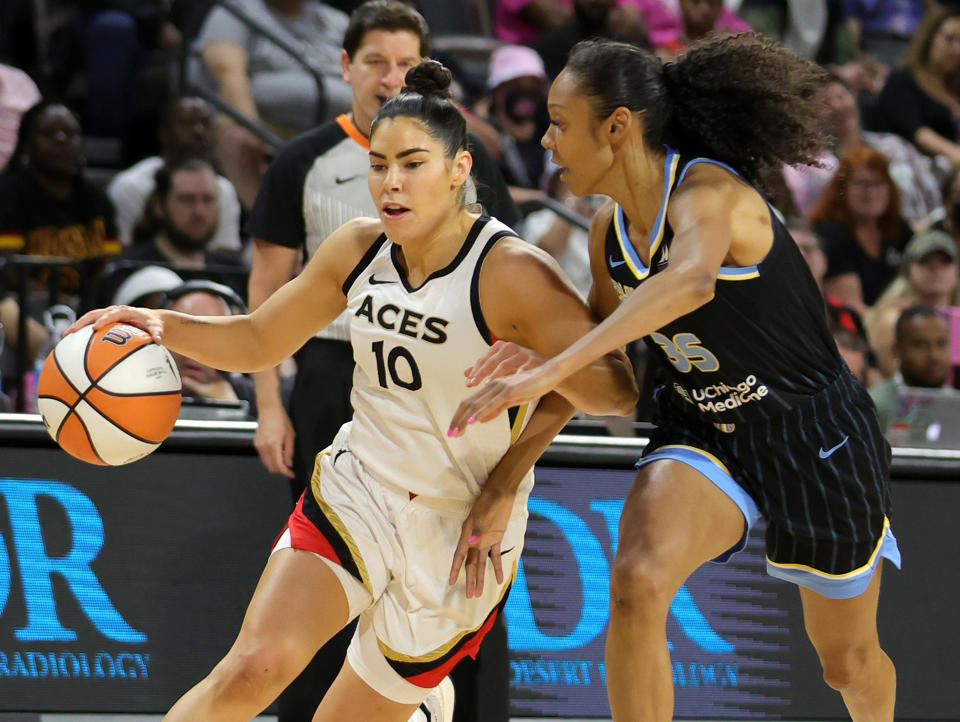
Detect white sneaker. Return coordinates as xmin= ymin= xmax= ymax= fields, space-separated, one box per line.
xmin=417 ymin=675 xmax=455 ymax=722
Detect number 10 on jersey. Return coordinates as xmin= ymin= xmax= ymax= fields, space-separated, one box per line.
xmin=371 ymin=341 xmax=423 ymax=390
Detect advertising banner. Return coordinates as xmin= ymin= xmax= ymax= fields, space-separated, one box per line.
xmin=0 ymin=439 xmax=956 ymax=718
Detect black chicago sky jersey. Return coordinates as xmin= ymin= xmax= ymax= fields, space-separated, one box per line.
xmin=605 ymin=150 xmax=843 ymax=423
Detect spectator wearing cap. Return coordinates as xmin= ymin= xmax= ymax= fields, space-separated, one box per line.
xmin=867 ymin=229 xmax=960 ymax=378
xmin=111 ymin=264 xmax=184 ymax=308
xmin=476 ymin=44 xmax=550 ymax=193
xmin=870 ymin=304 xmax=953 ymax=430
xmin=165 ymin=283 xmax=257 ymax=416
xmin=0 ymin=63 xmax=40 ymax=172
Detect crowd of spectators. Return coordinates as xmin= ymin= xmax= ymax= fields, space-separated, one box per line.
xmin=1 ymin=0 xmax=959 ymax=427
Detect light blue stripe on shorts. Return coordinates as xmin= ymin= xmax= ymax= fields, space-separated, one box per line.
xmin=766 ymin=517 xmax=902 ymax=599
xmin=636 ymin=444 xmax=761 ymax=563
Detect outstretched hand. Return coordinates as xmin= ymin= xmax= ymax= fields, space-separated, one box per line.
xmin=464 ymin=340 xmax=545 ymax=387
xmin=449 ymin=341 xmax=558 ymax=436
xmin=449 ymin=486 xmax=517 ymax=598
xmin=65 ymin=305 xmax=165 ymax=343
xmin=448 ymin=364 xmax=560 ymax=437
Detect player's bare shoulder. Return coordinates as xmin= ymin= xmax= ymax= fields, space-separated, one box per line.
xmin=338 ymin=216 xmax=386 ymax=255
xmin=310 ymin=217 xmax=384 ymax=269
xmin=479 ymin=232 xmax=585 ymax=333
xmin=670 ymin=162 xmax=772 ymax=262
xmin=671 ymin=163 xmax=766 ymax=221
xmin=482 ymin=233 xmax=564 ymax=281
xmin=672 ymin=163 xmax=743 ymax=205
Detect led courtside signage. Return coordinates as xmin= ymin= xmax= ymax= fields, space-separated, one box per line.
xmin=0 ymin=443 xmax=954 ymax=718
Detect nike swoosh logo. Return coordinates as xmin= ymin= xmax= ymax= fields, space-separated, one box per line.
xmin=819 ymin=435 xmax=849 ymax=459
xmin=498 ymin=546 xmax=516 ymax=556
xmin=609 ymin=256 xmax=626 ymax=268
xmin=335 ymin=174 xmax=364 ymax=184
xmin=369 ymin=275 xmax=396 ymax=285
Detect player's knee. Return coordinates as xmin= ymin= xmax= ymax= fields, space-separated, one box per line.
xmin=609 ymin=555 xmax=673 ymax=618
xmin=211 ymin=643 xmax=294 ymax=701
xmin=819 ymin=642 xmax=871 ymax=693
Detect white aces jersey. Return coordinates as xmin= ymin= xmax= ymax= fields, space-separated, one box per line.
xmin=342 ymin=214 xmax=538 ymax=504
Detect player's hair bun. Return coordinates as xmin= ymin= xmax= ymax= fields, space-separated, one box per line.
xmin=403 ymin=60 xmax=453 ymax=100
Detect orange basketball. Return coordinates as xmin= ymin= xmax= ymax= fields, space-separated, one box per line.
xmin=36 ymin=322 xmax=182 ymax=466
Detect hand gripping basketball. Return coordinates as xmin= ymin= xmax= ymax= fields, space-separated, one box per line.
xmin=66 ymin=304 xmax=166 ymax=344
xmin=37 ymin=310 xmax=182 ymax=465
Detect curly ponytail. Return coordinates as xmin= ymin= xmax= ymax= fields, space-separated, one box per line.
xmin=566 ymin=35 xmax=829 ymax=193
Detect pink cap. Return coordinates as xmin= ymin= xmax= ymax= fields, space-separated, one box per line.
xmin=487 ymin=45 xmax=547 ymax=90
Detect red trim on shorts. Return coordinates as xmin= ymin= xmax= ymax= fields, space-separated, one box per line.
xmin=275 ymin=493 xmax=343 ymax=566
xmin=403 ymin=607 xmax=501 ymax=689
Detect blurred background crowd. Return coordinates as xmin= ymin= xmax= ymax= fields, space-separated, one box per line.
xmin=0 ymin=0 xmax=958 ymax=427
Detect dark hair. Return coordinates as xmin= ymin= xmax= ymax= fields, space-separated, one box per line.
xmin=154 ymin=157 xmax=217 ymax=202
xmin=903 ymin=4 xmax=960 ymax=75
xmin=9 ymin=99 xmax=79 ymax=167
xmin=158 ymin=95 xmax=211 ymax=129
xmin=343 ymin=0 xmax=430 ymax=59
xmin=895 ymin=304 xmax=948 ymax=344
xmin=564 ymin=35 xmax=828 ymax=194
xmin=832 ymin=326 xmax=869 ymax=355
xmin=370 ymin=60 xmax=467 ymax=159
xmin=131 ymin=157 xmax=217 ymax=244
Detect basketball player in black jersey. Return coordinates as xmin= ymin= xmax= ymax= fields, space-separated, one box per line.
xmin=450 ymin=36 xmax=900 ymax=721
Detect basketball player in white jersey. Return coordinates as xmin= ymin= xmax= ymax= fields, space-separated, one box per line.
xmin=67 ymin=60 xmax=638 ymax=722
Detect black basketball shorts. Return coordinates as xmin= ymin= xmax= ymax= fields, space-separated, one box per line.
xmin=640 ymin=369 xmax=901 ymax=599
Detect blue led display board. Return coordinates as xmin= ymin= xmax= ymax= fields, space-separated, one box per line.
xmin=0 ymin=441 xmax=956 ymax=718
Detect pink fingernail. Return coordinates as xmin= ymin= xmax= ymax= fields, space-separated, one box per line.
xmin=448 ymin=428 xmax=458 ymax=437
xmin=469 ymin=534 xmax=478 ymax=542
xmin=468 ymin=416 xmax=476 ymax=424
